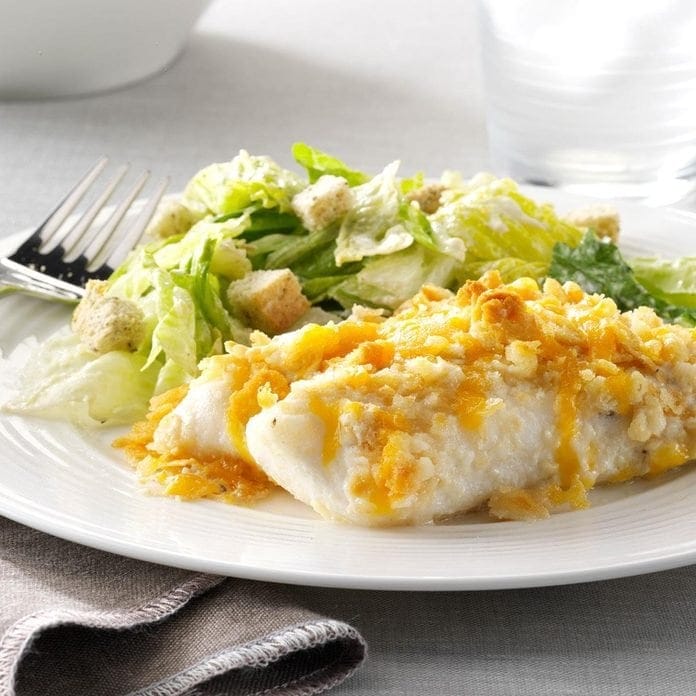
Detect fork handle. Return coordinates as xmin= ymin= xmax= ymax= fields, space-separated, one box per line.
xmin=0 ymin=258 xmax=85 ymax=303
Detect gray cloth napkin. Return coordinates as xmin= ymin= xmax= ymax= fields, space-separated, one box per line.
xmin=0 ymin=516 xmax=366 ymax=696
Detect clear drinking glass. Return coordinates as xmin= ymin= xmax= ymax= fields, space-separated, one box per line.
xmin=478 ymin=0 xmax=696 ymax=203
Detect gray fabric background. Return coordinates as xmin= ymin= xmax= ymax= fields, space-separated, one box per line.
xmin=2 ymin=1 xmax=696 ymax=693
xmin=0 ymin=517 xmax=365 ymax=696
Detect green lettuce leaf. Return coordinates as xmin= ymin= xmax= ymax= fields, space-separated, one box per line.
xmin=331 ymin=245 xmax=460 ymax=310
xmin=151 ymin=216 xmax=250 ymax=271
xmin=290 ymin=240 xmax=361 ymax=281
xmin=432 ymin=174 xmax=582 ymax=266
xmin=292 ymin=142 xmax=369 ymax=186
xmin=400 ymin=200 xmax=466 ymax=261
xmin=109 ymin=222 xmax=251 ymax=395
xmin=299 ymin=275 xmax=351 ymax=303
xmin=142 ymin=268 xmax=198 ymax=382
xmin=264 ymin=227 xmax=337 ymax=270
xmin=335 ymin=161 xmax=414 ymax=265
xmin=1 ymin=330 xmax=160 ymax=426
xmin=549 ymin=232 xmax=696 ymax=326
xmin=399 ymin=171 xmax=426 ymax=195
xmin=630 ymin=256 xmax=696 ymax=310
xmin=183 ymin=150 xmax=305 ymax=217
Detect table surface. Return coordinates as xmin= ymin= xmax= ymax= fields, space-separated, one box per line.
xmin=1 ymin=1 xmax=695 ymax=693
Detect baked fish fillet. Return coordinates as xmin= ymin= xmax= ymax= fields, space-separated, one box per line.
xmin=117 ymin=271 xmax=696 ymax=525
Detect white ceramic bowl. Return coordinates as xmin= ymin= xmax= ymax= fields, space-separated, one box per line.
xmin=0 ymin=0 xmax=212 ymax=99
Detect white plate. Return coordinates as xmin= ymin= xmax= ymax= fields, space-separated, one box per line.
xmin=1 ymin=188 xmax=695 ymax=591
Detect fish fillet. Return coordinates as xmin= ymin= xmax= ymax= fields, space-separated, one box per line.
xmin=117 ymin=272 xmax=696 ymax=525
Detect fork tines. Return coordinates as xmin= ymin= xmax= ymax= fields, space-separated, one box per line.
xmin=9 ymin=158 xmax=169 ymax=287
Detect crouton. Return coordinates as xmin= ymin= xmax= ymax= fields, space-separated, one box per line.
xmin=406 ymin=182 xmax=445 ymax=214
xmin=227 ymin=269 xmax=310 ymax=336
xmin=564 ymin=204 xmax=621 ymax=243
xmin=146 ymin=198 xmax=198 ymax=239
xmin=291 ymin=175 xmax=353 ymax=232
xmin=72 ymin=280 xmax=145 ymax=353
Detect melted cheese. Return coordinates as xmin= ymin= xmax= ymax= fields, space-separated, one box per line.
xmin=309 ymin=394 xmax=341 ymax=466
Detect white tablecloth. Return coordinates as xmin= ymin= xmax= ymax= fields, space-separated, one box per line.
xmin=1 ymin=1 xmax=695 ymax=693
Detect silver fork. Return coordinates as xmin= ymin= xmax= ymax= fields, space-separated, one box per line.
xmin=0 ymin=158 xmax=169 ymax=302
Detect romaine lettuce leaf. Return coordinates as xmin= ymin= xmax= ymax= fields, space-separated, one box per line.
xmin=238 ymin=210 xmax=301 ymax=240
xmin=290 ymin=240 xmax=361 ymax=281
xmin=549 ymin=232 xmax=696 ymax=326
xmin=299 ymin=275 xmax=351 ymax=303
xmin=142 ymin=268 xmax=198 ymax=385
xmin=630 ymin=256 xmax=696 ymax=310
xmin=331 ymin=245 xmax=460 ymax=310
xmin=400 ymin=200 xmax=466 ymax=261
xmin=1 ymin=330 xmax=160 ymax=426
xmin=264 ymin=227 xmax=337 ymax=270
xmin=151 ymin=215 xmax=250 ymax=271
xmin=432 ymin=173 xmax=583 ymax=266
xmin=292 ymin=142 xmax=369 ymax=186
xmin=209 ymin=239 xmax=252 ymax=280
xmin=335 ymin=161 xmax=414 ymax=265
xmin=183 ymin=150 xmax=305 ymax=217
xmin=399 ymin=171 xmax=426 ymax=194
xmin=109 ymin=223 xmax=250 ymax=396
